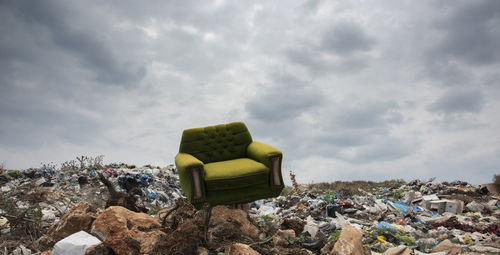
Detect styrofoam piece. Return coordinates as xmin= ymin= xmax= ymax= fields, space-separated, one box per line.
xmin=51 ymin=231 xmax=101 ymax=255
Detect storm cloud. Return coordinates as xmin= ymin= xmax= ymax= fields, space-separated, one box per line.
xmin=1 ymin=0 xmax=499 ymax=185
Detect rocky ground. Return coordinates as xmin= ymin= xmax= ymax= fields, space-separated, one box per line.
xmin=0 ymin=160 xmax=499 ymax=255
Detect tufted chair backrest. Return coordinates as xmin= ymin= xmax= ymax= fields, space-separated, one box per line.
xmin=179 ymin=122 xmax=253 ymax=164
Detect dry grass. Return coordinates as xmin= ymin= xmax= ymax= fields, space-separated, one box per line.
xmin=0 ymin=183 xmax=46 ymax=252
xmin=307 ymin=179 xmax=406 ymax=197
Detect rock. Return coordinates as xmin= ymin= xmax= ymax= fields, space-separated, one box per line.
xmin=280 ymin=229 xmax=295 ymax=239
xmin=273 ymin=229 xmax=295 ymax=246
xmin=150 ymin=218 xmax=203 ymax=255
xmin=272 ymin=236 xmax=286 ymax=246
xmin=51 ymin=231 xmax=101 ymax=255
xmin=225 ymin=243 xmax=261 ymax=255
xmin=90 ymin=206 xmax=166 ymax=255
xmin=330 ymin=224 xmax=370 ymax=255
xmin=41 ymin=202 xmax=101 ymax=246
xmin=320 ymin=239 xmax=336 ymax=255
xmin=281 ymin=218 xmax=305 ymax=235
xmin=210 ymin=205 xmax=260 ymax=239
xmin=84 ymin=243 xmax=114 ymax=255
xmin=430 ymin=239 xmax=461 ymax=254
xmin=382 ymin=247 xmax=412 ymax=255
xmin=466 ymin=201 xmax=484 ymax=212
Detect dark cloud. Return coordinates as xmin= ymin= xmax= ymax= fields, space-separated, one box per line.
xmin=335 ymin=101 xmax=402 ymax=129
xmin=423 ymin=1 xmax=500 ymax=86
xmin=427 ymin=88 xmax=484 ymax=115
xmin=307 ymin=100 xmax=415 ymax=163
xmin=285 ymin=46 xmax=369 ymax=75
xmin=301 ymin=0 xmax=322 ymax=13
xmin=432 ymin=1 xmax=500 ymax=66
xmin=342 ymin=137 xmax=419 ymax=164
xmin=245 ymin=73 xmax=324 ymax=122
xmin=321 ymin=21 xmax=375 ymax=56
xmin=312 ymin=100 xmax=404 ymax=147
xmin=284 ymin=21 xmax=375 ymax=76
xmin=319 ymin=130 xmax=374 ymax=147
xmin=1 ymin=0 xmax=147 ymax=87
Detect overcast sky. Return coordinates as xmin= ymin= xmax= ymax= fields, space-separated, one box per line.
xmin=1 ymin=0 xmax=499 ymax=185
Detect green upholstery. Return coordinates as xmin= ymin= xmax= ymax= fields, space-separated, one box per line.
xmin=179 ymin=122 xmax=252 ymax=164
xmin=175 ymin=122 xmax=284 ymax=208
xmin=204 ymin=158 xmax=268 ymax=191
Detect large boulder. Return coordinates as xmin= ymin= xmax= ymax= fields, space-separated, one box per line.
xmin=41 ymin=202 xmax=101 ymax=247
xmin=324 ymin=224 xmax=371 ymax=255
xmin=210 ymin=206 xmax=260 ymax=239
xmin=90 ymin=206 xmax=166 ymax=255
xmin=150 ymin=218 xmax=203 ymax=255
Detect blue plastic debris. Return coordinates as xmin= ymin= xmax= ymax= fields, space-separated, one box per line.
xmin=389 ymin=201 xmax=440 ymax=217
xmin=139 ymin=173 xmax=152 ymax=186
xmin=145 ymin=189 xmax=157 ymax=201
xmin=377 ymin=221 xmax=397 ymax=231
xmin=89 ymin=170 xmax=96 ymax=177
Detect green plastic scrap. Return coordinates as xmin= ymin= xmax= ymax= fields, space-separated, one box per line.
xmin=395 ymin=233 xmax=415 ymax=245
xmin=260 ymin=215 xmax=275 ymax=222
xmin=328 ymin=230 xmax=341 ymax=241
xmin=324 ymin=194 xmax=336 ymax=201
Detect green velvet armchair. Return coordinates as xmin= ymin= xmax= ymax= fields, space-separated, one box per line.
xmin=175 ymin=122 xmax=284 ymax=209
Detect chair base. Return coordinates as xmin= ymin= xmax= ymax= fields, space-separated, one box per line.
xmin=191 ymin=184 xmax=283 ymax=209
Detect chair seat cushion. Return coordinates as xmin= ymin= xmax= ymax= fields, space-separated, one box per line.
xmin=204 ymin=158 xmax=269 ymax=191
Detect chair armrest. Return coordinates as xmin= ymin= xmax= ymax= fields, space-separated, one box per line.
xmin=247 ymin=141 xmax=283 ymax=187
xmin=175 ymin=153 xmax=205 ymax=201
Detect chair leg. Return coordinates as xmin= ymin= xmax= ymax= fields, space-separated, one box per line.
xmin=202 ymin=203 xmax=212 ymax=246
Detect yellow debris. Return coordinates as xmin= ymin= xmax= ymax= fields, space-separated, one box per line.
xmin=463 ymin=235 xmax=474 ymax=246
xmin=298 ymin=204 xmax=307 ymax=210
xmin=377 ymin=236 xmax=387 ymax=244
xmin=0 ymin=216 xmax=9 ymax=228
xmin=465 ymin=212 xmax=481 ymax=217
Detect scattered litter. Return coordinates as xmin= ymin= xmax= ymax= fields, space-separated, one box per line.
xmin=0 ymin=158 xmax=499 ymax=254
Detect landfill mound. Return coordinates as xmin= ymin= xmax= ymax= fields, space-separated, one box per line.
xmin=1 ymin=160 xmax=499 ymax=255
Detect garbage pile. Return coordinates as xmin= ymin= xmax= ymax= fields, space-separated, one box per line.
xmin=1 ymin=159 xmax=500 ymax=254
xmin=0 ymin=157 xmax=182 ymax=254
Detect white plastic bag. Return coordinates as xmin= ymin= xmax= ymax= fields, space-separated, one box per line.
xmin=51 ymin=231 xmax=101 ymax=255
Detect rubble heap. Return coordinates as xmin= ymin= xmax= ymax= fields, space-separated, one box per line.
xmin=1 ymin=161 xmax=499 ymax=255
